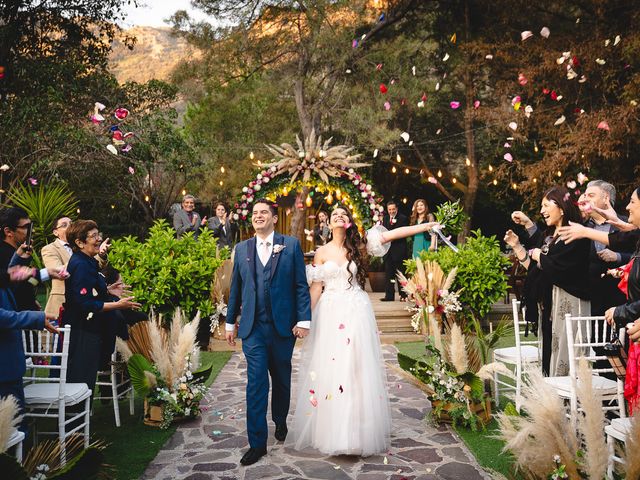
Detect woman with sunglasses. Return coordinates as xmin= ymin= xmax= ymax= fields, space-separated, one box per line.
xmin=504 ymin=186 xmax=590 ymax=376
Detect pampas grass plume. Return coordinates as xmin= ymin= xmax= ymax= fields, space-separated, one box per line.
xmin=448 ymin=323 xmax=468 ymax=374
xmin=116 ymin=337 xmax=134 ymax=362
xmin=623 ymin=411 xmax=640 ymax=479
xmin=0 ymin=396 xmax=20 ymax=454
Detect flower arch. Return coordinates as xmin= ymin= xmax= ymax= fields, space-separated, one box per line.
xmin=233 ymin=131 xmax=384 ymax=229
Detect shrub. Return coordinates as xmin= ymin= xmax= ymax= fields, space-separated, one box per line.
xmin=109 ymin=220 xmax=229 ymax=318
xmin=405 ymin=230 xmax=509 ymax=321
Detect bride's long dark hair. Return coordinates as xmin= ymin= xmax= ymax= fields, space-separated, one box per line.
xmin=328 ymin=204 xmax=368 ymax=289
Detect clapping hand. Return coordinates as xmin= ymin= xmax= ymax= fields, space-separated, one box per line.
xmin=201 ymin=216 xmax=208 ymax=226
xmin=503 ymin=229 xmax=520 ymax=248
xmin=99 ymin=238 xmax=111 ymax=257
xmin=116 ymin=296 xmax=141 ymax=310
xmin=107 ymin=280 xmax=131 ymax=298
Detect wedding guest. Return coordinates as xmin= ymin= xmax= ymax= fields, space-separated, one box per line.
xmin=207 ymin=202 xmax=239 ymax=249
xmin=505 ymin=186 xmax=590 ymax=376
xmin=409 ymin=199 xmax=436 ymax=258
xmin=312 ymin=211 xmax=330 ymax=248
xmin=173 ymin=194 xmax=207 ymax=239
xmin=41 ymin=216 xmax=72 ymax=318
xmin=381 ymin=200 xmax=408 ymax=302
xmin=64 ymin=220 xmax=140 ymax=394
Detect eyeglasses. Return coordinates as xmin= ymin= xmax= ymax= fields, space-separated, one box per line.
xmin=15 ymin=223 xmax=32 ymax=230
xmin=86 ymin=232 xmax=102 ymax=240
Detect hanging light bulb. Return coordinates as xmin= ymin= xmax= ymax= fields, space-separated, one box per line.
xmin=452 ymin=177 xmax=457 ymax=184
xmin=283 ymin=187 xmax=288 ymax=196
xmin=492 ymin=179 xmax=498 ymax=186
xmin=533 ymin=178 xmax=538 ymax=183
xmin=557 ymin=170 xmax=562 ymax=177
xmin=392 ymin=166 xmax=397 ymax=173
xmin=219 ymin=180 xmax=224 ymax=186
xmin=512 ymin=183 xmax=517 ymax=189
xmin=220 ymin=166 xmax=225 ymax=173
xmin=326 ymin=192 xmax=333 ymax=204
xmin=437 ymin=169 xmax=442 ymax=178
xmin=396 ymin=153 xmax=402 ymax=163
xmin=250 ymin=151 xmax=255 ymax=160
xmin=144 ymin=195 xmax=150 ymax=202
xmin=488 ymin=165 xmax=493 ymax=172
xmin=336 ymin=189 xmax=342 ymax=200
xmin=404 ymin=168 xmax=409 ymax=174
xmin=534 ymin=141 xmax=539 ymax=153
xmin=111 ymin=204 xmax=115 ymax=209
xmin=305 ymin=195 xmax=312 ymax=207
xmin=402 ymin=197 xmax=408 ymax=204
xmin=257 ymin=160 xmax=262 ymax=166
xmin=465 ymin=157 xmax=471 ymax=166
xmin=181 ymin=189 xmax=186 ymax=196
xmin=76 ymin=208 xmax=81 ymax=214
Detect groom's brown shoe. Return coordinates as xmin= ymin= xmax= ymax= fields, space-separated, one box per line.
xmin=240 ymin=447 xmax=267 ymax=466
xmin=275 ymin=423 xmax=288 ymax=441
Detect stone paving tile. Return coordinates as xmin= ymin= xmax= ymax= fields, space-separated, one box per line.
xmin=141 ymin=345 xmax=490 ymax=480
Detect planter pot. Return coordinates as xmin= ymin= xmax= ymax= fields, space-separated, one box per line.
xmin=430 ymin=396 xmax=492 ymax=425
xmin=144 ymin=398 xmax=164 ymax=427
xmin=368 ymin=271 xmax=387 ymax=292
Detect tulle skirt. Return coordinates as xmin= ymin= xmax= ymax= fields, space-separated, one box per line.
xmin=289 ymin=287 xmax=391 ymax=456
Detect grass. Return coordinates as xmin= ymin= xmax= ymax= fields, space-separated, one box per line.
xmin=395 ymin=338 xmax=522 ymax=479
xmin=29 ymin=350 xmax=232 ymax=480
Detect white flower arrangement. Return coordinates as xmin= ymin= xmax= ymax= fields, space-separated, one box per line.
xmin=272 ymin=244 xmax=286 ymax=254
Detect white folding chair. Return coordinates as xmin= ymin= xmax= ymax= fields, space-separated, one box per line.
xmin=6 ymin=429 xmax=25 ymax=463
xmin=606 ymin=417 xmax=631 ymax=478
xmin=492 ymin=299 xmax=541 ymax=411
xmin=22 ymin=325 xmax=92 ymax=463
xmin=544 ymin=314 xmax=626 ymax=423
xmin=94 ymin=349 xmax=134 ymax=427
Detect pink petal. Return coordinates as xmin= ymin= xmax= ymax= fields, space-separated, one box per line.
xmin=28 ymin=177 xmax=38 ymax=185
xmin=521 ymin=31 xmax=533 ymax=41
xmin=384 ymin=101 xmax=391 ymax=111
xmin=518 ymin=73 xmax=528 ymax=85
xmin=504 ymin=153 xmax=513 ymax=162
xmin=310 ymin=395 xmax=318 ymax=407
xmin=504 ymin=142 xmax=511 ymax=148
xmin=80 ymin=288 xmax=87 ymax=295
xmin=428 ymin=176 xmax=438 ymax=184
xmin=567 ymin=180 xmax=577 ymax=189
xmin=128 ymin=166 xmax=135 ymax=174
xmin=597 ymin=120 xmax=610 ymax=131
xmin=473 ymin=100 xmax=480 ymax=109
xmin=338 ymin=324 xmax=345 ymax=329
xmin=450 ymin=101 xmax=460 ymax=109
xmin=511 ymin=95 xmax=521 ymax=106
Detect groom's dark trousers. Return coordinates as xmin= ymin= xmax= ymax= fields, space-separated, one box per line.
xmin=243 ymin=253 xmax=296 ymax=449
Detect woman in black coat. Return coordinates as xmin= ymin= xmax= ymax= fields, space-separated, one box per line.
xmin=505 ymin=186 xmax=591 ymax=376
xmin=64 ymin=220 xmax=140 ymax=393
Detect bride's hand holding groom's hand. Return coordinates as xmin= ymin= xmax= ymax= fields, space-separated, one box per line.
xmin=293 ymin=326 xmax=309 ymax=339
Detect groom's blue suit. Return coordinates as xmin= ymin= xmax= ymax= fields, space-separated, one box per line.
xmin=226 ymin=232 xmax=311 ymax=449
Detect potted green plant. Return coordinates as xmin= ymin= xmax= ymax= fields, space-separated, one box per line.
xmin=367 ymin=255 xmax=386 ymax=292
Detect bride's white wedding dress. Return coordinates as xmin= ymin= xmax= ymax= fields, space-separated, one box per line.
xmin=289 ymin=227 xmax=391 ymax=456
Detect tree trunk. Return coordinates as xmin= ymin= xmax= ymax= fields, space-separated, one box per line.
xmin=289 ymin=186 xmax=309 ymax=240
xmin=291 ymin=71 xmax=313 ymax=239
xmin=459 ymin=0 xmax=478 ymax=243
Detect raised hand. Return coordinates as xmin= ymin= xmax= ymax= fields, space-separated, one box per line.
xmin=99 ymin=238 xmax=111 ymax=256
xmin=557 ymin=221 xmax=589 ymax=243
xmin=116 ymin=296 xmax=141 ymax=310
xmin=511 ymin=211 xmax=534 ymax=229
xmin=503 ymin=229 xmax=520 ymax=248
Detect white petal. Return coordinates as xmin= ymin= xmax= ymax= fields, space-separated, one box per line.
xmin=400 ymin=132 xmax=410 ymax=142
xmin=554 ymin=115 xmax=566 ymax=126
xmin=373 ymin=148 xmax=379 ymax=158
xmin=508 ymin=122 xmax=518 ymax=131
xmin=107 ymin=144 xmax=118 ymax=155
xmin=614 ymin=35 xmax=621 ymax=46
xmin=442 ymin=53 xmax=450 ymax=62
xmin=540 ymin=27 xmax=550 ymax=38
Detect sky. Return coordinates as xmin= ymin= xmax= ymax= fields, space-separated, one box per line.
xmin=121 ymin=0 xmax=213 ymax=28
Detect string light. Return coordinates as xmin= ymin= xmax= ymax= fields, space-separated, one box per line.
xmin=181 ymin=189 xmax=186 ymax=196
xmin=76 ymin=208 xmax=80 ymax=214
xmin=305 ymin=195 xmax=312 ymax=207
xmin=111 ymin=204 xmax=115 ymax=209
xmin=452 ymin=177 xmax=457 ymax=184
xmin=392 ymin=166 xmax=397 ymax=173
xmin=492 ymin=179 xmax=497 ymax=186
xmin=402 ymin=197 xmax=408 ymax=204
xmin=404 ymin=168 xmax=410 ymax=174
xmin=220 ymin=166 xmax=225 ymax=173
xmin=512 ymin=183 xmax=517 ymax=190
xmin=534 ymin=141 xmax=539 ymax=153
xmin=437 ymin=169 xmax=442 ymax=178
xmin=336 ymin=189 xmax=342 ymax=200
xmin=557 ymin=170 xmax=562 ymax=177
xmin=465 ymin=157 xmax=471 ymax=166
xmin=396 ymin=153 xmax=402 ymax=163
xmin=488 ymin=165 xmax=493 ymax=172
xmin=326 ymin=192 xmax=333 ymax=204
xmin=144 ymin=195 xmax=150 ymax=202
xmin=249 ymin=151 xmax=255 ymax=160
xmin=219 ymin=180 xmax=224 ymax=186
xmin=533 ymin=178 xmax=537 ymax=183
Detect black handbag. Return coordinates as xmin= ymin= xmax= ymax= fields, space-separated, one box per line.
xmin=603 ymin=331 xmax=627 ymax=380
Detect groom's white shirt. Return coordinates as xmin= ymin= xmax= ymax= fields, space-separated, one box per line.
xmin=225 ymin=231 xmax=310 ymax=331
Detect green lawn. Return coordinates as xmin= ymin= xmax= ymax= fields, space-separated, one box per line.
xmin=395 ymin=339 xmax=522 ymax=479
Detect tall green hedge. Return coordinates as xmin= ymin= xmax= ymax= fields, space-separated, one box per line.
xmin=109 ymin=220 xmax=229 ymax=318
xmin=405 ymin=230 xmax=510 ymax=320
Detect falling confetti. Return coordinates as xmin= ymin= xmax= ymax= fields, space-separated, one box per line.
xmin=450 ymin=101 xmax=460 ymax=109
xmin=442 ymin=53 xmax=450 ymax=62
xmin=400 ymin=132 xmax=410 ymax=142
xmin=567 ymin=180 xmax=577 ymax=189
xmin=508 ymin=122 xmax=518 ymax=131
xmin=107 ymin=144 xmax=118 ymax=155
xmin=554 ymin=115 xmax=566 ymax=126
xmin=614 ymin=35 xmax=621 ymax=46
xmin=373 ymin=149 xmax=379 ymax=158
xmin=338 ymin=324 xmax=345 ymax=330
xmin=128 ymin=166 xmax=135 ymax=174
xmin=595 ymin=58 xmax=606 ymax=65
xmin=520 ymin=31 xmax=533 ymax=41
xmin=577 ymin=172 xmax=589 ymax=185
xmin=540 ymin=26 xmax=550 ymax=38
xmin=379 ymin=83 xmax=388 ymax=94
xmin=518 ymin=73 xmax=528 ymax=85
xmin=384 ymin=101 xmax=391 ymax=111
xmin=473 ymin=100 xmax=480 ymax=109
xmin=504 ymin=153 xmax=513 ymax=162
xmin=597 ymin=120 xmax=610 ymax=131
xmin=435 ymin=82 xmax=440 ymax=91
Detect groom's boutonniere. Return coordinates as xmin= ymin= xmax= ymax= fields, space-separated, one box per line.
xmin=273 ymin=244 xmax=286 ymax=255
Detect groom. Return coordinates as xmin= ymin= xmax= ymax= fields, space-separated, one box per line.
xmin=225 ymin=199 xmax=311 ymax=466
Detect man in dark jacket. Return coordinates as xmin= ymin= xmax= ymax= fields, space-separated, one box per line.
xmin=381 ymin=200 xmax=408 ymax=302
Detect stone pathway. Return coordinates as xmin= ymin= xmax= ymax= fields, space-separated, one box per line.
xmin=142 ymin=345 xmax=490 ymax=480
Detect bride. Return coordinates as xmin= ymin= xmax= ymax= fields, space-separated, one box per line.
xmin=289 ymin=204 xmax=439 ymax=456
